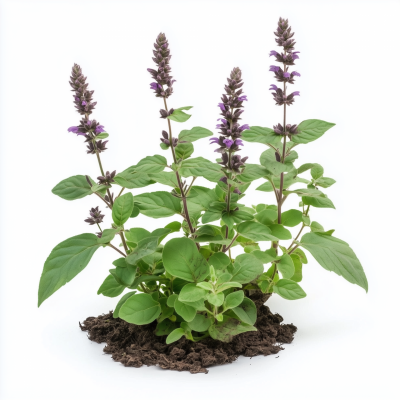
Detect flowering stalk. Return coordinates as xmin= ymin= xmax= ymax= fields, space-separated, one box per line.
xmin=148 ymin=33 xmax=199 ymax=249
xmin=210 ymin=68 xmax=249 ymax=246
xmin=269 ymin=18 xmax=300 ymax=246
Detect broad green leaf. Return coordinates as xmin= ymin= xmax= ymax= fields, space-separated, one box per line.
xmin=130 ymin=206 xmax=140 ymax=218
xmin=174 ymin=299 xmax=196 ymax=322
xmin=277 ymin=254 xmax=295 ymax=279
xmin=167 ymin=293 xmax=178 ymax=307
xmin=125 ymin=228 xmax=151 ymax=243
xmin=202 ymin=210 xmax=221 ymax=223
xmin=208 ymin=316 xmax=256 ymax=342
xmin=300 ymin=232 xmax=368 ymax=291
xmin=38 ymin=233 xmax=101 ymax=306
xmin=273 ymin=279 xmax=307 ymax=300
xmin=125 ymin=236 xmax=158 ymax=265
xmin=310 ymin=221 xmax=325 ymax=233
xmin=297 ymin=163 xmax=315 ymax=174
xmin=251 ymin=248 xmax=277 ymax=264
xmin=208 ymin=252 xmax=230 ymax=270
xmin=268 ymin=224 xmax=292 ymax=240
xmin=291 ymin=119 xmax=335 ymax=144
xmin=181 ymin=157 xmax=224 ymax=182
xmin=52 ymin=175 xmax=94 ymax=200
xmin=197 ymin=281 xmax=214 ymax=291
xmin=156 ymin=319 xmax=177 ymax=336
xmin=110 ymin=264 xmax=137 ymax=286
xmin=239 ymin=164 xmax=269 ymax=183
xmin=255 ymin=209 xmax=278 ymax=225
xmin=256 ymin=172 xmax=309 ymax=192
xmin=216 ymin=282 xmax=242 ymax=292
xmin=293 ymin=248 xmax=308 ymax=264
xmin=148 ymin=171 xmax=178 ymax=188
xmin=281 ymin=209 xmax=303 ymax=227
xmin=97 ymin=228 xmax=119 ymax=244
xmin=228 ymin=253 xmax=264 ymax=283
xmin=187 ymin=187 xmax=219 ymax=214
xmin=124 ymin=155 xmax=167 ymax=173
xmin=114 ymin=171 xmax=155 ymax=189
xmin=241 ymin=126 xmax=281 ymax=146
xmin=119 ymin=293 xmax=161 ymax=324
xmin=260 ymin=149 xmax=293 ymax=176
xmin=167 ymin=106 xmax=193 ymax=123
xmin=178 ymin=126 xmax=213 ymax=142
xmin=175 ymin=142 xmax=194 ymax=160
xmin=311 ymin=163 xmax=324 ymax=180
xmin=166 ymin=328 xmax=186 ymax=344
xmin=113 ymin=291 xmax=136 ymax=318
xmin=207 ymin=292 xmax=224 ymax=307
xmin=97 ymin=274 xmax=125 ymax=297
xmin=163 ymin=237 xmax=209 ymax=282
xmin=290 ymin=254 xmax=303 ymax=282
xmin=315 ymin=177 xmax=336 ymax=188
xmin=231 ymin=298 xmax=257 ymax=324
xmin=302 ymin=196 xmax=335 ymax=209
xmin=284 ymin=188 xmax=326 ymax=197
xmin=157 ymin=297 xmax=175 ymax=323
xmin=188 ymin=314 xmax=212 ymax=332
xmin=237 ymin=221 xmax=278 ymax=242
xmin=112 ymin=192 xmax=134 ymax=226
xmin=133 ymin=191 xmax=182 ymax=218
xmin=112 ymin=257 xmax=128 ymax=268
xmin=179 ymin=283 xmax=208 ymax=303
xmin=224 ymin=290 xmax=244 ymax=310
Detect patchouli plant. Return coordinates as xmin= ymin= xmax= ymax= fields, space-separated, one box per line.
xmin=38 ymin=21 xmax=367 ymax=348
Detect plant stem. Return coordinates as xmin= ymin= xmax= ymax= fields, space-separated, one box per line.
xmin=223 ymin=233 xmax=239 ymax=253
xmin=94 ymin=192 xmax=111 ymax=208
xmin=116 ymin=187 xmax=125 ymax=198
xmin=287 ymin=205 xmax=310 ymax=251
xmin=119 ymin=232 xmax=129 ymax=253
xmin=96 ymin=223 xmax=103 ymax=232
xmin=107 ymin=243 xmax=126 ymax=257
xmin=163 ymin=97 xmax=200 ymax=250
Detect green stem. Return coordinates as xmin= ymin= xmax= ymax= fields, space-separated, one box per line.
xmin=119 ymin=232 xmax=129 ymax=253
xmin=107 ymin=243 xmax=126 ymax=257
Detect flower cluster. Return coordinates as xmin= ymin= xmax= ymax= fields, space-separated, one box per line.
xmin=209 ymin=67 xmax=249 ymax=175
xmin=98 ymin=170 xmax=116 ymax=185
xmin=148 ymin=33 xmax=175 ymax=99
xmin=84 ymin=206 xmax=104 ymax=225
xmin=269 ymin=18 xmax=300 ymax=135
xmin=67 ymin=64 xmax=108 ymax=152
xmin=160 ymin=130 xmax=178 ymax=148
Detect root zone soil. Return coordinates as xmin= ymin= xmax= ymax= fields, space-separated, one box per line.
xmin=80 ymin=292 xmax=297 ymax=374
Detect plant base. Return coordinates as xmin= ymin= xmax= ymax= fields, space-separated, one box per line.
xmin=79 ymin=293 xmax=297 ymax=374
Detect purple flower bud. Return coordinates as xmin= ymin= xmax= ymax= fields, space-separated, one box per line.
xmin=269 ymin=65 xmax=280 ymax=73
xmin=209 ymin=137 xmax=220 ymax=144
xmin=283 ymin=71 xmax=290 ymax=78
xmin=269 ymin=50 xmax=278 ymax=57
xmin=218 ymin=102 xmax=226 ymax=111
xmin=217 ymin=118 xmax=227 ymax=124
xmin=219 ymin=176 xmax=228 ymax=184
xmin=233 ymin=188 xmax=242 ymax=194
xmin=237 ymin=95 xmax=248 ymax=101
xmin=292 ymin=71 xmax=301 ymax=77
xmin=223 ymin=139 xmax=234 ymax=148
xmin=68 ymin=126 xmax=79 ymax=133
xmin=239 ymin=124 xmax=250 ymax=132
xmin=235 ymin=139 xmax=244 ymax=146
xmin=82 ymin=101 xmax=87 ymax=105
xmin=292 ymin=51 xmax=300 ymax=60
xmin=292 ymin=91 xmax=300 ymax=97
xmin=269 ymin=84 xmax=278 ymax=91
xmin=150 ymin=82 xmax=159 ymax=90
xmin=95 ymin=125 xmax=105 ymax=133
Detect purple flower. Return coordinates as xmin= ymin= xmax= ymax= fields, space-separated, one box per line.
xmin=82 ymin=101 xmax=87 ymax=105
xmin=209 ymin=137 xmax=219 ymax=144
xmin=218 ymin=103 xmax=226 ymax=111
xmin=292 ymin=71 xmax=301 ymax=77
xmin=150 ymin=82 xmax=162 ymax=90
xmin=269 ymin=65 xmax=280 ymax=73
xmin=292 ymin=51 xmax=300 ymax=60
xmin=291 ymin=91 xmax=300 ymax=97
xmin=238 ymin=95 xmax=248 ymax=101
xmin=239 ymin=124 xmax=250 ymax=132
xmin=223 ymin=139 xmax=234 ymax=148
xmin=269 ymin=50 xmax=278 ymax=57
xmin=86 ymin=120 xmax=91 ymax=126
xmin=95 ymin=125 xmax=105 ymax=133
xmin=217 ymin=118 xmax=227 ymax=124
xmin=283 ymin=71 xmax=290 ymax=78
xmin=269 ymin=84 xmax=278 ymax=91
xmin=68 ymin=126 xmax=79 ymax=133
xmin=235 ymin=139 xmax=244 ymax=146
xmin=233 ymin=188 xmax=242 ymax=194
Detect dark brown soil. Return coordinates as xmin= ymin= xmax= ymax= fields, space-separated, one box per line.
xmin=80 ymin=292 xmax=297 ymax=374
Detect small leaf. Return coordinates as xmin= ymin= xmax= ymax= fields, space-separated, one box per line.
xmin=277 ymin=254 xmax=295 ymax=279
xmin=133 ymin=191 xmax=182 ymax=218
xmin=97 ymin=274 xmax=124 ymax=297
xmin=119 ymin=293 xmax=161 ymax=324
xmin=228 ymin=253 xmax=264 ymax=284
xmin=207 ymin=292 xmax=224 ymax=307
xmin=302 ymin=196 xmax=335 ymax=209
xmin=281 ymin=209 xmax=303 ymax=227
xmin=178 ymin=126 xmax=213 ymax=142
xmin=167 ymin=107 xmax=193 ymax=123
xmin=208 ymin=316 xmax=256 ymax=342
xmin=311 ymin=163 xmax=324 ymax=180
xmin=166 ymin=328 xmax=186 ymax=344
xmin=208 ymin=252 xmax=231 ymax=270
xmin=236 ymin=221 xmax=278 ymax=242
xmin=291 ymin=119 xmax=335 ymax=144
xmin=188 ymin=314 xmax=212 ymax=332
xmin=231 ymin=298 xmax=257 ymax=324
xmin=273 ymin=279 xmax=307 ymax=300
xmin=52 ymin=175 xmax=94 ymax=201
xmin=224 ymin=290 xmax=244 ymax=310
xmin=112 ymin=192 xmax=134 ymax=226
xmin=179 ymin=283 xmax=208 ymax=303
xmin=175 ymin=142 xmax=194 ymax=160
xmin=241 ymin=126 xmax=281 ymax=145
xmin=97 ymin=228 xmax=119 ymax=244
xmin=174 ymin=299 xmax=196 ymax=322
xmin=113 ymin=291 xmax=136 ymax=318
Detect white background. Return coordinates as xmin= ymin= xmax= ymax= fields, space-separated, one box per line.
xmin=1 ymin=0 xmax=399 ymax=399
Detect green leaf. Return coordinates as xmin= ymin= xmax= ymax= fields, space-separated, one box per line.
xmin=110 ymin=264 xmax=137 ymax=286
xmin=228 ymin=253 xmax=264 ymax=283
xmin=167 ymin=106 xmax=193 ymax=123
xmin=290 ymin=254 xmax=303 ymax=282
xmin=300 ymin=233 xmax=368 ymax=291
xmin=201 ymin=210 xmax=221 ymax=224
xmin=125 ymin=228 xmax=151 ymax=243
xmin=113 ymin=291 xmax=136 ymax=318
xmin=231 ymin=298 xmax=257 ymax=325
xmin=237 ymin=221 xmax=278 ymax=242
xmin=164 ymin=221 xmax=181 ymax=232
xmin=315 ymin=177 xmax=336 ymax=188
xmin=302 ymin=196 xmax=335 ymax=209
xmin=112 ymin=192 xmax=134 ymax=226
xmin=178 ymin=126 xmax=213 ymax=142
xmin=239 ymin=164 xmax=269 ymax=183
xmin=133 ymin=191 xmax=182 ymax=218
xmin=208 ymin=316 xmax=256 ymax=342
xmin=125 ymin=236 xmax=159 ymax=265
xmin=148 ymin=171 xmax=178 ymax=188
xmin=157 ymin=297 xmax=175 ymax=322
xmin=216 ymin=282 xmax=242 ymax=292
xmin=166 ymin=328 xmax=186 ymax=344
xmin=175 ymin=142 xmax=194 ymax=160
xmin=188 ymin=314 xmax=212 ymax=332
xmin=113 ymin=171 xmax=155 ymax=189
xmin=251 ymin=248 xmax=277 ymax=264
xmin=187 ymin=187 xmax=219 ymax=214
xmin=97 ymin=274 xmax=125 ymax=297
xmin=310 ymin=221 xmax=325 ymax=233
xmin=130 ymin=155 xmax=168 ymax=173
xmin=273 ymin=279 xmax=307 ymax=300
xmin=260 ymin=149 xmax=293 ymax=176
xmin=277 ymin=254 xmax=295 ymax=279
xmin=97 ymin=228 xmax=119 ymax=244
xmin=284 ymin=188 xmax=326 ymax=197
xmin=38 ymin=233 xmax=101 ymax=306
xmin=163 ymin=237 xmax=210 ymax=282
xmin=293 ymin=248 xmax=308 ymax=264
xmin=174 ymin=299 xmax=196 ymax=322
xmin=52 ymin=175 xmax=94 ymax=200
xmin=208 ymin=252 xmax=230 ymax=270
xmin=130 ymin=206 xmax=140 ymax=218
xmin=167 ymin=293 xmax=178 ymax=307
xmin=224 ymin=290 xmax=244 ymax=310
xmin=268 ymin=224 xmax=292 ymax=240
xmin=255 ymin=209 xmax=278 ymax=225
xmin=311 ymin=163 xmax=324 ymax=180
xmin=241 ymin=126 xmax=281 ymax=146
xmin=281 ymin=209 xmax=303 ymax=227
xmin=181 ymin=157 xmax=224 ymax=182
xmin=156 ymin=319 xmax=177 ymax=336
xmin=297 ymin=163 xmax=315 ymax=174
xmin=119 ymin=293 xmax=161 ymax=324
xmin=207 ymin=292 xmax=224 ymax=307
xmin=291 ymin=119 xmax=335 ymax=144
xmin=179 ymin=283 xmax=208 ymax=303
